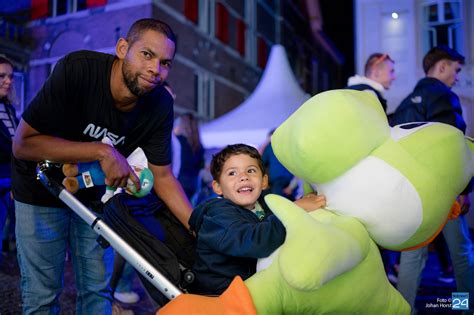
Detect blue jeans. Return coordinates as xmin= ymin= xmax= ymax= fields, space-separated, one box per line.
xmin=15 ymin=201 xmax=114 ymax=315
xmin=0 ymin=193 xmax=8 ymax=250
xmin=0 ymin=178 xmax=13 ymax=260
xmin=115 ymin=260 xmax=135 ymax=293
xmin=397 ymin=216 xmax=474 ymax=314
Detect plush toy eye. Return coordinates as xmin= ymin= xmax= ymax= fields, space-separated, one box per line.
xmin=391 ymin=122 xmax=432 ymax=141
xmin=399 ymin=122 xmax=427 ymax=130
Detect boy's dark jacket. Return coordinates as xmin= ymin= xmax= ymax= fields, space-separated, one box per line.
xmin=390 ymin=77 xmax=471 ymax=194
xmin=188 ymin=193 xmax=285 ymax=295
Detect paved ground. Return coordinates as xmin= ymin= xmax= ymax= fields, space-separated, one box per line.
xmin=0 ymin=237 xmax=472 ymax=315
xmin=0 ymin=247 xmax=157 ymax=315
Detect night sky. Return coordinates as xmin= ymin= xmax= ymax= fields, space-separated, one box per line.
xmin=319 ymin=0 xmax=355 ymax=83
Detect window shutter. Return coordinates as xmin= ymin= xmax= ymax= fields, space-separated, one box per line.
xmin=257 ymin=36 xmax=267 ymax=68
xmin=86 ymin=0 xmax=107 ymax=8
xmin=31 ymin=0 xmax=49 ymax=20
xmin=215 ymin=2 xmax=229 ymax=43
xmin=184 ymin=0 xmax=199 ymax=24
xmin=236 ymin=19 xmax=246 ymax=56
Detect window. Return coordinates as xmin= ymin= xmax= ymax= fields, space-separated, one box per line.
xmin=257 ymin=36 xmax=268 ymax=68
xmin=184 ymin=0 xmax=199 ymax=24
xmin=85 ymin=0 xmax=105 ymax=9
xmin=209 ymin=2 xmax=248 ymax=57
xmin=195 ymin=72 xmax=215 ymax=119
xmin=421 ymin=0 xmax=463 ymax=54
xmin=236 ymin=19 xmax=246 ymax=56
xmin=215 ymin=2 xmax=230 ymax=43
xmin=31 ymin=0 xmax=107 ymax=19
xmin=31 ymin=0 xmax=49 ymax=19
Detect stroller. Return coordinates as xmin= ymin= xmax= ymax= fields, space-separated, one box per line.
xmin=36 ymin=161 xmax=196 ymax=305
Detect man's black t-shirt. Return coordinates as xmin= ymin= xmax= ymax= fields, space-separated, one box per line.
xmin=12 ymin=50 xmax=174 ymax=207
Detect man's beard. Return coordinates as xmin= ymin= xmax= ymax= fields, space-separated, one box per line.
xmin=122 ymin=61 xmax=147 ymax=97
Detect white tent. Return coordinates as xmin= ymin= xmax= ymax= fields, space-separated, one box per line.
xmin=200 ymin=45 xmax=310 ymax=149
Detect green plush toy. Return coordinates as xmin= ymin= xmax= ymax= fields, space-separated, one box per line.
xmin=158 ymin=90 xmax=473 ymax=315
xmin=249 ymin=89 xmax=473 ymax=314
xmin=247 ymin=195 xmax=409 ymax=314
xmin=271 ymin=90 xmax=472 ymax=251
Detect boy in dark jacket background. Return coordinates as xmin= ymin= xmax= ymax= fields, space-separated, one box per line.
xmin=188 ymin=144 xmax=326 ymax=295
xmin=390 ymin=45 xmax=474 ymax=314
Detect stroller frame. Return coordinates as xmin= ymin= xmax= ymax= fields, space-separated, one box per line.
xmin=36 ymin=161 xmax=182 ymax=301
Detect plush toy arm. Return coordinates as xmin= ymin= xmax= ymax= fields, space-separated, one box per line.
xmin=264 ymin=194 xmax=371 ymax=290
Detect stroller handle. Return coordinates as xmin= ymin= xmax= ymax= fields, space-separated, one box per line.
xmin=36 ymin=161 xmax=183 ymax=300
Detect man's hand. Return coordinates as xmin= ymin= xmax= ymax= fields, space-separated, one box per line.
xmin=294 ymin=192 xmax=326 ymax=212
xmin=99 ymin=146 xmax=140 ymax=190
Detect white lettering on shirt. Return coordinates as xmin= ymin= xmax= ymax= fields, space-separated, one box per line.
xmin=83 ymin=123 xmax=125 ymax=146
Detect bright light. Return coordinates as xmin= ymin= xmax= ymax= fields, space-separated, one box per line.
xmin=391 ymin=12 xmax=399 ymax=19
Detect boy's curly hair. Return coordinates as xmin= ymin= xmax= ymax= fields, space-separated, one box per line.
xmin=210 ymin=144 xmax=265 ymax=181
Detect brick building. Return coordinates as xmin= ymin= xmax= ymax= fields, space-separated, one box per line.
xmin=1 ymin=0 xmax=344 ymax=121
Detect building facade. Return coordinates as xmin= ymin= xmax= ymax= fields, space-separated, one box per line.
xmin=355 ymin=0 xmax=473 ymax=136
xmin=3 ymin=0 xmax=344 ymax=121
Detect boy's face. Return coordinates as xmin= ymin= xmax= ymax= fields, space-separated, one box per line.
xmin=212 ymin=154 xmax=268 ymax=210
xmin=441 ymin=60 xmax=461 ymax=88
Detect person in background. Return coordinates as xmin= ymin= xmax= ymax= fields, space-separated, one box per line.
xmin=261 ymin=129 xmax=297 ymax=200
xmin=11 ymin=19 xmax=192 ymax=314
xmin=193 ymin=164 xmax=218 ymax=206
xmin=174 ymin=113 xmax=205 ymax=201
xmin=347 ymin=52 xmax=396 ymax=113
xmin=0 ymin=55 xmax=17 ymax=267
xmin=390 ymin=45 xmax=473 ymax=314
xmin=162 ymin=82 xmax=182 ymax=179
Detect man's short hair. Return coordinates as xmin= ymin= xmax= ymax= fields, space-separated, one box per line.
xmin=210 ymin=144 xmax=265 ymax=181
xmin=364 ymin=53 xmax=394 ymax=76
xmin=422 ymin=45 xmax=465 ymax=74
xmin=126 ymin=18 xmax=177 ymax=47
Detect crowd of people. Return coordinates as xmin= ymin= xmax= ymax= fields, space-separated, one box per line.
xmin=0 ymin=17 xmax=472 ymax=315
xmin=347 ymin=45 xmax=474 ymax=314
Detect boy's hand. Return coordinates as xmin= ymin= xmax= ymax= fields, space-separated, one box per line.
xmin=294 ymin=192 xmax=326 ymax=212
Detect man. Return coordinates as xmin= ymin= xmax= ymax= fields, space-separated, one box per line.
xmin=12 ymin=19 xmax=192 ymax=314
xmin=347 ymin=53 xmax=396 ymax=113
xmin=391 ymin=45 xmax=473 ymax=314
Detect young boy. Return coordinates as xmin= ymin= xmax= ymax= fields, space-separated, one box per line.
xmin=188 ymin=144 xmax=326 ymax=295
